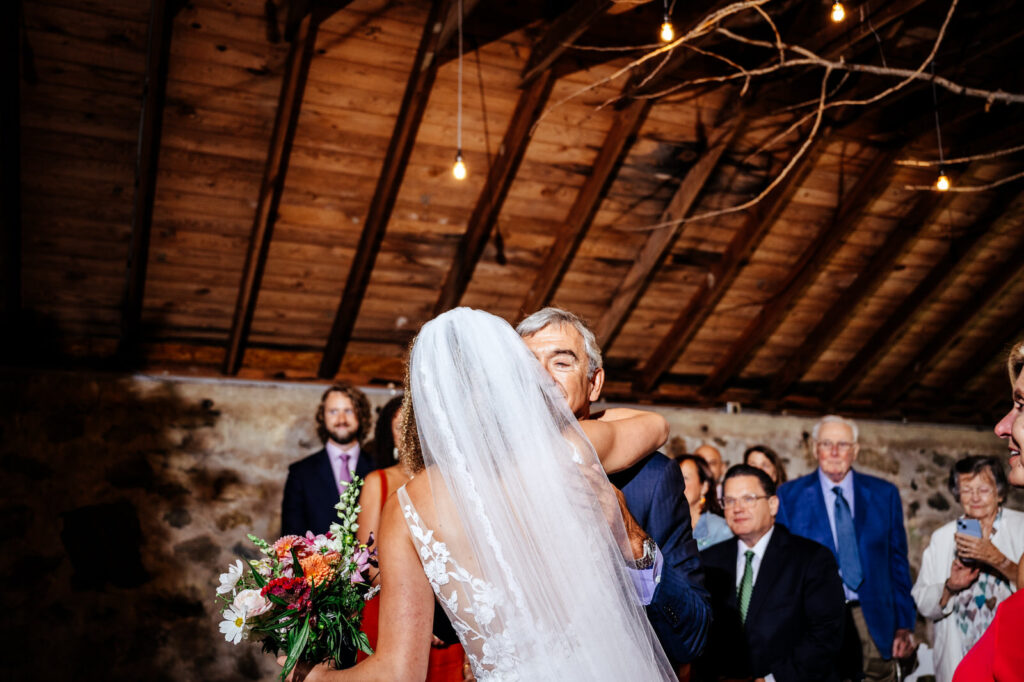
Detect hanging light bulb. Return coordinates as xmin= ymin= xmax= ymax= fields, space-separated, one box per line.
xmin=830 ymin=1 xmax=845 ymax=22
xmin=935 ymin=169 xmax=950 ymax=191
xmin=452 ymin=151 xmax=467 ymax=180
xmin=660 ymin=14 xmax=675 ymax=42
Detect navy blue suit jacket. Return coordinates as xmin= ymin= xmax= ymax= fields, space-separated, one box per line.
xmin=775 ymin=469 xmax=916 ymax=658
xmin=696 ymin=523 xmax=846 ymax=682
xmin=609 ymin=452 xmax=711 ymax=665
xmin=281 ymin=447 xmax=377 ymax=536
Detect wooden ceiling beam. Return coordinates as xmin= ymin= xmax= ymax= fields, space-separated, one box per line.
xmin=634 ymin=122 xmax=835 ymax=394
xmin=520 ymin=0 xmax=612 ymax=86
xmin=517 ymin=97 xmax=652 ymax=318
xmin=3 ymin=0 xmax=22 ymax=320
xmin=766 ymin=188 xmax=952 ymax=400
xmin=700 ymin=147 xmax=900 ymax=398
xmin=937 ymin=309 xmax=1024 ymax=399
xmin=828 ymin=187 xmax=1023 ymax=406
xmin=876 ymin=239 xmax=1024 ymax=409
xmin=432 ymin=69 xmax=555 ymax=317
xmin=118 ymin=0 xmax=185 ymax=365
xmin=319 ymin=0 xmax=478 ymax=379
xmin=593 ymin=116 xmax=743 ymax=349
xmin=223 ymin=11 xmax=322 ymax=375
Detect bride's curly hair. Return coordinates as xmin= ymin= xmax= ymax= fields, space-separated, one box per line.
xmin=399 ymin=345 xmax=425 ymax=474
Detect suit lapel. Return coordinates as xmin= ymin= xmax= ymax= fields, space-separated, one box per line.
xmin=723 ymin=542 xmax=740 ymax=611
xmin=805 ymin=478 xmax=837 ymax=554
xmin=315 ymin=449 xmax=339 ymax=506
xmin=354 ymin=449 xmax=374 ymax=479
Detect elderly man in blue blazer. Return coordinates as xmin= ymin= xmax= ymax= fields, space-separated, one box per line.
xmin=776 ymin=415 xmax=917 ymax=682
xmin=518 ymin=307 xmax=711 ymax=667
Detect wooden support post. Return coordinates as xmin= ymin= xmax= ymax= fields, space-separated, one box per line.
xmin=432 ymin=69 xmax=555 ymax=316
xmin=517 ymin=97 xmax=651 ymax=317
xmin=223 ymin=11 xmax=321 ymax=375
xmin=118 ymin=0 xmax=181 ymax=364
xmin=319 ymin=0 xmax=478 ymax=378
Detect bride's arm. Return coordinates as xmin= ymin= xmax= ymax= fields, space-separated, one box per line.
xmin=285 ymin=495 xmax=434 ymax=682
xmin=580 ymin=409 xmax=669 ymax=473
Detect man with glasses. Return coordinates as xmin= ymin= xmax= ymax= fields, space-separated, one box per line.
xmin=776 ymin=415 xmax=917 ymax=682
xmin=696 ymin=464 xmax=846 ymax=681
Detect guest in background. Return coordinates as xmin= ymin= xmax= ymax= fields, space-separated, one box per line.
xmin=743 ymin=444 xmax=787 ymax=487
xmin=676 ymin=454 xmax=733 ymax=551
xmin=696 ymin=444 xmax=726 ymax=498
xmin=355 ymin=395 xmax=466 ymax=680
xmin=696 ymin=464 xmax=846 ymax=681
xmin=281 ymin=383 xmax=377 ymax=536
xmin=912 ymin=456 xmax=1023 ymax=682
xmin=953 ymin=340 xmax=1024 ymax=681
xmin=777 ymin=415 xmax=917 ymax=682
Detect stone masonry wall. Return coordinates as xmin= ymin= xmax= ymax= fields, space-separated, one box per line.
xmin=1 ymin=370 xmax=1018 ymax=680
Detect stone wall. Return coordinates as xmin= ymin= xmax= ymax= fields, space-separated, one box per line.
xmin=1 ymin=370 xmax=1018 ymax=680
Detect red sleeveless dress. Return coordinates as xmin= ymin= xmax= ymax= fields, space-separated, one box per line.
xmin=357 ymin=470 xmax=466 ymax=680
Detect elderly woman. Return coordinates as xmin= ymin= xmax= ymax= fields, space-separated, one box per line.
xmin=675 ymin=454 xmax=733 ymax=550
xmin=742 ymin=444 xmax=787 ymax=487
xmin=913 ymin=454 xmax=1024 ymax=681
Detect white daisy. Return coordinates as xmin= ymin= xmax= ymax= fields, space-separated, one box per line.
xmin=219 ymin=605 xmax=247 ymax=644
xmin=216 ymin=560 xmax=245 ymax=595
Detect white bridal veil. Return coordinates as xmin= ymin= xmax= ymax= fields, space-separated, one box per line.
xmin=399 ymin=307 xmax=673 ymax=681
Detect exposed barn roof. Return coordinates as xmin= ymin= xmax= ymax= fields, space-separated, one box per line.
xmin=11 ymin=0 xmax=1024 ymax=424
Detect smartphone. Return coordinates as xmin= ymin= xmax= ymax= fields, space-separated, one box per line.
xmin=956 ymin=518 xmax=983 ymax=566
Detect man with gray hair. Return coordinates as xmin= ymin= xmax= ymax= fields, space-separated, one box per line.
xmin=776 ymin=415 xmax=917 ymax=682
xmin=517 ymin=307 xmax=711 ymax=667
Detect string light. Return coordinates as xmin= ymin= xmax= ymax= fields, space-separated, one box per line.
xmin=935 ymin=170 xmax=950 ymax=191
xmin=830 ymin=2 xmax=845 ymax=22
xmin=452 ymin=0 xmax=466 ymax=180
xmin=453 ymin=151 xmax=467 ymax=180
xmin=930 ymin=60 xmax=949 ymax=192
xmin=660 ymin=0 xmax=674 ymax=42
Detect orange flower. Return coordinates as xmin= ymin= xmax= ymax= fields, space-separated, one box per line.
xmin=272 ymin=535 xmax=306 ymax=560
xmin=299 ymin=553 xmax=333 ymax=586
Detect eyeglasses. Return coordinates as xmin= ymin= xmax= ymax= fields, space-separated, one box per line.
xmin=816 ymin=439 xmax=854 ymax=454
xmin=960 ymin=486 xmax=994 ymax=499
xmin=722 ymin=494 xmax=770 ymax=509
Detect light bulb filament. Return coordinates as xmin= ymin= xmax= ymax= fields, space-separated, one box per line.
xmin=831 ymin=2 xmax=845 ymax=22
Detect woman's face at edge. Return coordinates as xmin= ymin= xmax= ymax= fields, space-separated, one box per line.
xmin=994 ymin=370 xmax=1024 ymax=487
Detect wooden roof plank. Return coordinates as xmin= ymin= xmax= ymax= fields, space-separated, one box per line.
xmin=634 ymin=121 xmax=835 ymax=393
xmin=938 ymin=306 xmax=1024 ymax=398
xmin=118 ymin=0 xmax=182 ymax=363
xmin=828 ymin=188 xmax=1023 ymax=405
xmin=3 ymin=0 xmax=23 ymax=319
xmin=767 ymin=188 xmax=952 ymax=400
xmin=876 ymin=240 xmax=1024 ymax=409
xmin=432 ymin=69 xmax=555 ymax=316
xmin=517 ymin=97 xmax=652 ymax=318
xmin=318 ymin=0 xmax=477 ymax=378
xmin=520 ymin=0 xmax=611 ymax=86
xmin=594 ymin=118 xmax=742 ymax=349
xmin=222 ymin=11 xmax=321 ymax=375
xmin=700 ymin=147 xmax=900 ymax=398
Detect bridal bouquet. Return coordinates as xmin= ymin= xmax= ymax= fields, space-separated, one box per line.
xmin=215 ymin=476 xmax=377 ymax=680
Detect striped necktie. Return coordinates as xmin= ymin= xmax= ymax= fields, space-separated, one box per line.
xmin=738 ymin=549 xmax=755 ymax=623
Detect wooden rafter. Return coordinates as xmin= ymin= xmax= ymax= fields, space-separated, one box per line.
xmin=634 ymin=122 xmax=835 ymax=393
xmin=520 ymin=0 xmax=611 ymax=86
xmin=938 ymin=310 xmax=1024 ymax=399
xmin=518 ymin=97 xmax=651 ymax=318
xmin=3 ymin=0 xmax=22 ymax=319
xmin=319 ymin=0 xmax=477 ymax=379
xmin=828 ymin=188 xmax=1023 ymax=406
xmin=876 ymin=240 xmax=1024 ymax=409
xmin=766 ymin=189 xmax=951 ymax=400
xmin=593 ymin=117 xmax=743 ymax=348
xmin=223 ymin=11 xmax=322 ymax=375
xmin=700 ymin=147 xmax=899 ymax=397
xmin=118 ymin=0 xmax=185 ymax=364
xmin=432 ymin=69 xmax=555 ymax=317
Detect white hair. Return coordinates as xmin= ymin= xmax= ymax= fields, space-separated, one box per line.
xmin=812 ymin=414 xmax=859 ymax=443
xmin=515 ymin=307 xmax=603 ymax=380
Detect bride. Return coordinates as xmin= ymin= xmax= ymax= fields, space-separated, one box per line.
xmin=287 ymin=308 xmax=675 ymax=681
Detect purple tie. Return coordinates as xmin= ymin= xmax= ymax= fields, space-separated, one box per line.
xmin=338 ymin=452 xmax=352 ymax=485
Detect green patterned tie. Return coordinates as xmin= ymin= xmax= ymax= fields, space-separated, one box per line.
xmin=738 ymin=550 xmax=755 ymax=623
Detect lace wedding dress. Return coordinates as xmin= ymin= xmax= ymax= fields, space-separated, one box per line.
xmin=400 ymin=308 xmax=674 ymax=681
